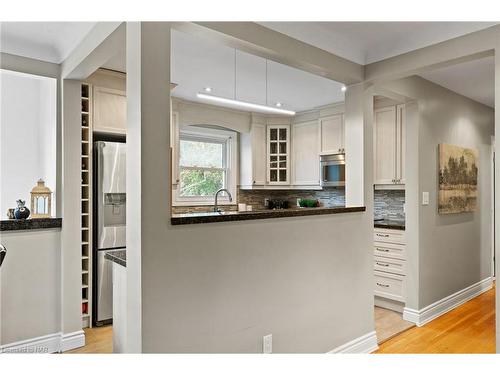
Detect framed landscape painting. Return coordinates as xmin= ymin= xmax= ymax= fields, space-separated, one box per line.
xmin=438 ymin=144 xmax=478 ymax=214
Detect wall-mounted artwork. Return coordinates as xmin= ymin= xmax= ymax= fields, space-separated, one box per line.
xmin=438 ymin=143 xmax=478 ymax=214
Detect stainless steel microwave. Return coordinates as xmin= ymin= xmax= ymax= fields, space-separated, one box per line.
xmin=320 ymin=154 xmax=345 ymax=187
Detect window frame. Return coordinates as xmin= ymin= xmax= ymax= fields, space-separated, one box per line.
xmin=173 ymin=126 xmax=237 ymax=206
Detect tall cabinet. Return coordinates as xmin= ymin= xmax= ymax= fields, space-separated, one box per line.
xmin=374 ymin=104 xmax=405 ymax=186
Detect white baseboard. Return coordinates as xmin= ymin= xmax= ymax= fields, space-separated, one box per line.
xmin=328 ymin=331 xmax=378 ymax=354
xmin=61 ymin=330 xmax=86 ymax=352
xmin=403 ymin=277 xmax=493 ymax=327
xmin=0 ymin=330 xmax=85 ymax=354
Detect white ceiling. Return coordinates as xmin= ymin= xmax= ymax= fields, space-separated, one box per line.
xmin=170 ymin=30 xmax=345 ymax=113
xmin=0 ymin=22 xmax=96 ymax=63
xmin=1 ymin=22 xmax=497 ymax=109
xmin=259 ymin=22 xmax=498 ymax=64
xmin=420 ymin=56 xmax=494 ymax=107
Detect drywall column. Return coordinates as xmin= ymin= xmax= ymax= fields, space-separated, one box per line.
xmin=126 ymin=22 xmax=172 ymax=353
xmin=60 ymin=79 xmax=84 ymax=340
xmin=344 ymin=84 xmax=373 ymax=206
xmin=403 ymin=101 xmax=420 ymax=312
xmin=493 ymin=47 xmax=500 ymax=353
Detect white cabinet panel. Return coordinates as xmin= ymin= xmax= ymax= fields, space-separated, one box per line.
xmin=374 ymin=107 xmax=397 ymax=185
xmin=292 ymin=121 xmax=320 ymax=186
xmin=396 ymin=105 xmax=406 ymax=184
xmin=252 ymin=124 xmax=266 ymax=185
xmin=93 ymin=86 xmax=126 ymax=135
xmin=240 ymin=123 xmax=266 ymax=187
xmin=320 ymin=114 xmax=344 ymax=154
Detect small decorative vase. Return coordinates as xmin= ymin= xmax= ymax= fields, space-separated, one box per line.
xmin=6 ymin=208 xmax=15 ymax=219
xmin=14 ymin=199 xmax=30 ymax=220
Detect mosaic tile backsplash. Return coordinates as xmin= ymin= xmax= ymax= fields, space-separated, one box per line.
xmin=374 ymin=189 xmax=405 ymax=221
xmin=237 ymin=187 xmax=346 ymax=211
xmin=172 ymin=187 xmax=346 ymax=214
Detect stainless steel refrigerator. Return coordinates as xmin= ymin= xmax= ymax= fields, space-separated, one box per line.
xmin=93 ymin=141 xmax=126 ymax=326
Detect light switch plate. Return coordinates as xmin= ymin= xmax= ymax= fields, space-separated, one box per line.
xmin=422 ymin=192 xmax=430 ymax=205
xmin=263 ymin=334 xmax=272 ymax=354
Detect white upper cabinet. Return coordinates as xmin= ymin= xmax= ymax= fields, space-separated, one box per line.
xmin=93 ymin=86 xmax=127 ymax=135
xmin=292 ymin=121 xmax=320 ymax=186
xmin=374 ymin=105 xmax=405 ymax=186
xmin=396 ymin=105 xmax=406 ymax=184
xmin=267 ymin=125 xmax=290 ymax=185
xmin=319 ymin=114 xmax=344 ymax=154
xmin=240 ymin=123 xmax=266 ymax=187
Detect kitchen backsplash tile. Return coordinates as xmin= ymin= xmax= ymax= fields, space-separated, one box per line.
xmin=238 ymin=187 xmax=345 ymax=211
xmin=374 ymin=189 xmax=405 ymax=221
xmin=172 ymin=188 xmax=346 ymax=214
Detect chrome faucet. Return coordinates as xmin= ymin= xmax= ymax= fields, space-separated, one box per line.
xmin=214 ymin=188 xmax=233 ymax=213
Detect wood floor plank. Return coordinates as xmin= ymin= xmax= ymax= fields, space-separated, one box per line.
xmin=376 ymin=286 xmax=496 ymax=354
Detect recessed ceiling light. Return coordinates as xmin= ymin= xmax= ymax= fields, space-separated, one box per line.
xmin=341 ymin=86 xmax=347 ymax=92
xmin=275 ymin=102 xmax=282 ymax=107
xmin=204 ymin=87 xmax=212 ymax=93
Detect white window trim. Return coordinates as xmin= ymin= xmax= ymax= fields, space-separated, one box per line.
xmin=173 ymin=126 xmax=237 ymax=206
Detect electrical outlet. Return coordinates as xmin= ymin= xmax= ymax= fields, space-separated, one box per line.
xmin=263 ymin=334 xmax=272 ymax=354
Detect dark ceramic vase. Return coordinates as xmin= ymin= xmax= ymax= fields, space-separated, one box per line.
xmin=14 ymin=199 xmax=30 ymax=220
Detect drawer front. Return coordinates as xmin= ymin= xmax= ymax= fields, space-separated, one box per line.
xmin=373 ymin=242 xmax=405 ymax=260
xmin=374 ymin=255 xmax=405 ymax=276
xmin=374 ymin=228 xmax=406 ymax=245
xmin=374 ymin=271 xmax=404 ymax=302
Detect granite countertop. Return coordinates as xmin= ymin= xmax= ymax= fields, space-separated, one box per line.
xmin=104 ymin=249 xmax=126 ymax=267
xmin=374 ymin=219 xmax=405 ymax=230
xmin=171 ymin=206 xmax=366 ymax=225
xmin=0 ymin=218 xmax=62 ymax=232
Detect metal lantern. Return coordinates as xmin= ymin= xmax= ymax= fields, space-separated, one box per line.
xmin=30 ymin=179 xmax=52 ymax=218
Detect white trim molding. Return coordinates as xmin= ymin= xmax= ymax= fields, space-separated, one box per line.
xmin=328 ymin=331 xmax=378 ymax=354
xmin=0 ymin=330 xmax=85 ymax=354
xmin=403 ymin=277 xmax=493 ymax=327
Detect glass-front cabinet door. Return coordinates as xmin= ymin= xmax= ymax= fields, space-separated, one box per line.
xmin=267 ymin=125 xmax=290 ymax=184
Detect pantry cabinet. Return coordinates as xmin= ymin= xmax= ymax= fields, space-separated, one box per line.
xmin=374 ymin=105 xmax=405 ymax=185
xmin=292 ymin=120 xmax=320 ymax=186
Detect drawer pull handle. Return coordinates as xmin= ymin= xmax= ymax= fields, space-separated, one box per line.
xmin=377 ymin=282 xmax=390 ymax=288
xmin=376 ymin=248 xmax=389 ymax=252
xmin=376 ymin=234 xmax=389 ymax=237
xmin=376 ymin=262 xmax=389 ymax=267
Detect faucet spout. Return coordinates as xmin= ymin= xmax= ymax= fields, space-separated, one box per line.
xmin=214 ymin=188 xmax=233 ymax=213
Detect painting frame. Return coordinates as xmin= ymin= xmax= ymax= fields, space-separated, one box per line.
xmin=438 ymin=143 xmax=478 ymax=214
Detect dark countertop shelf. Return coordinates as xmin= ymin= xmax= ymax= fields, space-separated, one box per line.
xmin=374 ymin=219 xmax=405 ymax=230
xmin=171 ymin=206 xmax=366 ymax=225
xmin=104 ymin=249 xmax=126 ymax=267
xmin=0 ymin=218 xmax=62 ymax=232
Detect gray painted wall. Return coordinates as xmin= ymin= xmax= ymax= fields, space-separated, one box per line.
xmin=0 ymin=229 xmax=61 ymax=345
xmin=128 ymin=23 xmax=375 ymax=353
xmin=383 ymin=76 xmax=494 ymax=309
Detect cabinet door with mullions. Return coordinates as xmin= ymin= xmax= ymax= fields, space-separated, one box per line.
xmin=267 ymin=125 xmax=290 ymax=184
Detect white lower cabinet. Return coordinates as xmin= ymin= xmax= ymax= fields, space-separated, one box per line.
xmin=374 ymin=228 xmax=406 ymax=311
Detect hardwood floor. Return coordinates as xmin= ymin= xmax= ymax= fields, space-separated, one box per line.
xmin=376 ymin=286 xmax=496 ymax=354
xmin=63 ymin=287 xmax=495 ymax=354
xmin=65 ymin=325 xmax=113 ymax=354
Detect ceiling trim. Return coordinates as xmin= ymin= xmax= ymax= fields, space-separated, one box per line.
xmin=173 ymin=22 xmax=364 ymax=85
xmin=365 ymin=24 xmax=500 ymax=83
